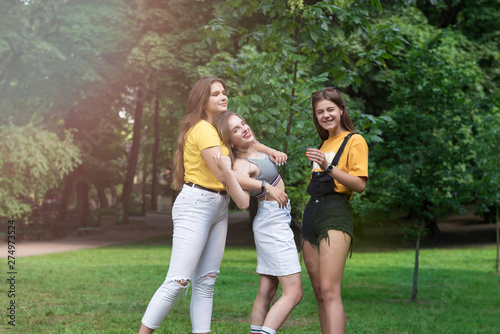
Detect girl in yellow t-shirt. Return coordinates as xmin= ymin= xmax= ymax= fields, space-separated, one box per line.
xmin=303 ymin=87 xmax=369 ymax=334
xmin=138 ymin=76 xmax=287 ymax=334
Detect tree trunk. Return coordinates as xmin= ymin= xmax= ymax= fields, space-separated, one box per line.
xmin=411 ymin=225 xmax=421 ymax=302
xmin=437 ymin=0 xmax=459 ymax=28
xmin=141 ymin=150 xmax=149 ymax=216
xmin=280 ymin=61 xmax=298 ymax=178
xmin=425 ymin=217 xmax=440 ymax=238
xmin=96 ymin=185 xmax=108 ymax=209
xmin=76 ymin=181 xmax=90 ymax=226
xmin=57 ymin=176 xmax=72 ymax=223
xmin=110 ymin=185 xmax=117 ymax=206
xmin=423 ymin=202 xmax=440 ymax=238
xmin=121 ymin=0 xmax=147 ymax=224
xmin=57 ymin=166 xmax=80 ymax=223
xmin=151 ymin=96 xmax=160 ymax=211
xmin=496 ymin=206 xmax=499 ymax=275
xmin=121 ymin=98 xmax=144 ymax=224
xmin=280 ymin=22 xmax=300 ymax=177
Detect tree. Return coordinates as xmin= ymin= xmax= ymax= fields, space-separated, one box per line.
xmin=1 ymin=0 xmax=138 ymax=225
xmin=0 ymin=124 xmax=81 ymax=218
xmin=473 ymin=97 xmax=500 ymax=274
xmin=120 ymin=0 xmax=235 ymax=220
xmin=370 ymin=29 xmax=483 ymax=300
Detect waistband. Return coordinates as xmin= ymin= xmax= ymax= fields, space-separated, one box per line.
xmin=258 ymin=199 xmax=291 ymax=210
xmin=255 ymin=174 xmax=282 ymax=199
xmin=185 ymin=182 xmax=227 ymax=195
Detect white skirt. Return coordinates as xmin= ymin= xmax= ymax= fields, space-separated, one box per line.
xmin=252 ymin=200 xmax=301 ymax=276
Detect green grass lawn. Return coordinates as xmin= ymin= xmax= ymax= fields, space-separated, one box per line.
xmin=7 ymin=238 xmax=499 ymax=333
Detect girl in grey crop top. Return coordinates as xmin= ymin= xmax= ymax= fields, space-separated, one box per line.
xmin=213 ymin=112 xmax=301 ymax=334
xmin=242 ymin=154 xmax=282 ymax=198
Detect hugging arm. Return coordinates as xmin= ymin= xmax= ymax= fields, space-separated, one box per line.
xmin=214 ymin=155 xmax=289 ymax=209
xmin=254 ymin=141 xmax=287 ymax=165
xmin=214 ymin=155 xmax=250 ymax=210
xmin=201 ymin=146 xmax=227 ymax=184
xmin=234 ymin=172 xmax=289 ymax=209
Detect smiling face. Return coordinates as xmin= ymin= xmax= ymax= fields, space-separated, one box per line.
xmin=227 ymin=114 xmax=253 ymax=149
xmin=204 ymin=82 xmax=228 ymax=122
xmin=314 ymin=99 xmax=346 ymax=137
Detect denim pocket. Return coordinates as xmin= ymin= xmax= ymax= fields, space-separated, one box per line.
xmin=193 ymin=191 xmax=218 ymax=206
xmin=176 ymin=186 xmax=218 ymax=207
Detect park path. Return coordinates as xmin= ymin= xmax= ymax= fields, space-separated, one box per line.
xmin=2 ymin=208 xmax=497 ymax=257
xmin=0 ymin=211 xmax=250 ymax=258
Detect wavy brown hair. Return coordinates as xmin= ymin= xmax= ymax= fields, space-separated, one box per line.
xmin=171 ymin=76 xmax=227 ymax=191
xmin=312 ymin=88 xmax=356 ymax=141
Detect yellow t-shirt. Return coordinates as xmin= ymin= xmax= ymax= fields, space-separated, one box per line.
xmin=183 ymin=120 xmax=229 ymax=191
xmin=311 ymin=131 xmax=369 ymax=199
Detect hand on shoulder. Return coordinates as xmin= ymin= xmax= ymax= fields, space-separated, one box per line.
xmin=269 ymin=149 xmax=287 ymax=166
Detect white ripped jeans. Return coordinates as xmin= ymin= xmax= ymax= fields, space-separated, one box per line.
xmin=141 ymin=184 xmax=230 ymax=333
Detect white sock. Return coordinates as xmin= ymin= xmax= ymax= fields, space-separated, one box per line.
xmin=251 ymin=324 xmax=262 ymax=334
xmin=260 ymin=326 xmax=277 ymax=334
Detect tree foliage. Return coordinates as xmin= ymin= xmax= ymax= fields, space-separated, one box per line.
xmin=202 ymin=0 xmax=401 ymax=217
xmin=0 ymin=1 xmax=498 ymax=259
xmin=0 ymin=124 xmax=81 ymax=218
xmin=372 ymin=29 xmax=481 ymax=224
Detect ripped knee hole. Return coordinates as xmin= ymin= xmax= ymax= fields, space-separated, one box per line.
xmin=175 ymin=279 xmax=190 ymax=287
xmin=200 ymin=272 xmax=218 ymax=280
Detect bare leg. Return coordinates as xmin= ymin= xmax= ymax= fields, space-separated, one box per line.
xmin=302 ymin=239 xmax=326 ymax=332
xmin=303 ymin=231 xmax=351 ymax=334
xmin=262 ymin=273 xmax=302 ymax=330
xmin=251 ymin=275 xmax=279 ymax=326
xmin=138 ymin=323 xmax=154 ymax=334
xmin=319 ymin=230 xmax=350 ymax=334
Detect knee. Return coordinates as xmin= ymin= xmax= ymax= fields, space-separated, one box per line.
xmin=311 ymin=284 xmax=323 ymax=300
xmin=318 ymin=283 xmax=341 ymax=303
xmin=295 ymin=288 xmax=303 ymax=305
xmin=256 ymin=287 xmax=277 ymax=305
xmin=286 ymin=286 xmax=303 ymax=306
xmin=157 ymin=278 xmax=190 ymax=300
xmin=267 ymin=284 xmax=279 ymax=301
xmin=193 ymin=272 xmax=218 ymax=297
xmin=285 ymin=289 xmax=303 ymax=308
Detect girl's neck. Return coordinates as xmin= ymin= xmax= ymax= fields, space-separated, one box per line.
xmin=328 ymin=126 xmax=347 ymax=138
xmin=235 ymin=142 xmax=258 ymax=159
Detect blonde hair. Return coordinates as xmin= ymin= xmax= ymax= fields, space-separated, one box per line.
xmin=171 ymin=76 xmax=227 ymax=191
xmin=312 ymin=88 xmax=356 ymax=141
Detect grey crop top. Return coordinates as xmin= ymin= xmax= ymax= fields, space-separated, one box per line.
xmin=242 ymin=153 xmax=281 ymax=198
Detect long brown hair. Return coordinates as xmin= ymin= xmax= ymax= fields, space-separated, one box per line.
xmin=171 ymin=76 xmax=227 ymax=191
xmin=312 ymin=88 xmax=356 ymax=141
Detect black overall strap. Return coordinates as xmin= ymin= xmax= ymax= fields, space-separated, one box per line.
xmin=330 ymin=132 xmax=355 ymax=167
